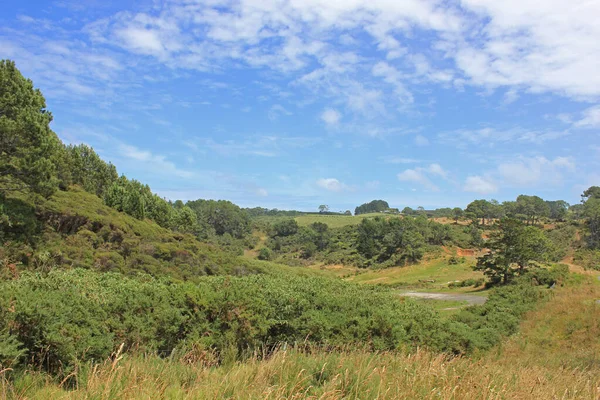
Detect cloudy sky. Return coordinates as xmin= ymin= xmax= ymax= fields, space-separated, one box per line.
xmin=1 ymin=0 xmax=599 ymax=211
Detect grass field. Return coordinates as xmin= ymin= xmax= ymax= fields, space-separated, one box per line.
xmin=5 ymin=274 xmax=598 ymax=399
xmin=294 ymin=213 xmax=385 ymax=228
xmin=346 ymin=258 xmax=484 ymax=289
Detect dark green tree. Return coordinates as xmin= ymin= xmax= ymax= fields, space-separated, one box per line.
xmin=545 ymin=200 xmax=569 ymax=221
xmin=475 ymin=219 xmax=552 ymax=284
xmin=452 ymin=207 xmax=463 ymax=223
xmin=0 ymin=60 xmax=61 ymax=197
xmin=355 ymin=200 xmax=389 ymax=215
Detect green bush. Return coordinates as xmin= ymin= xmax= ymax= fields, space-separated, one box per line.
xmin=258 ymin=247 xmax=273 ymax=261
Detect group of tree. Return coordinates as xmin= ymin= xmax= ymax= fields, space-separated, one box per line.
xmin=0 ymin=60 xmax=255 ymax=244
xmin=355 ymin=200 xmax=390 ymax=215
xmin=462 ymin=196 xmax=573 ymax=226
xmin=582 ymin=186 xmax=600 ymax=248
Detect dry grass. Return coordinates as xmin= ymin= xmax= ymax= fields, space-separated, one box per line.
xmin=3 ymin=275 xmax=599 ymax=400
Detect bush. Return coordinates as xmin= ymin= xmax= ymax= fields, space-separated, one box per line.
xmin=2 ymin=268 xmax=546 ymax=376
xmin=258 ymin=247 xmax=273 ymax=261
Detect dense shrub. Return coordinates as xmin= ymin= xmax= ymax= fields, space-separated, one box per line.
xmin=0 ymin=267 xmax=554 ymax=375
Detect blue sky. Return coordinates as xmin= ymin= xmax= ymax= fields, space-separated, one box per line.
xmin=1 ymin=0 xmax=599 ymax=211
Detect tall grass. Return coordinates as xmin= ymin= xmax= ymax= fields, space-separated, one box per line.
xmin=2 ymin=346 xmax=598 ymax=400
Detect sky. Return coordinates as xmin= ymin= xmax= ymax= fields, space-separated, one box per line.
xmin=1 ymin=0 xmax=599 ymax=212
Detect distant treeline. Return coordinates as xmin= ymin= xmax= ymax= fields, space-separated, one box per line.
xmin=244 ymin=208 xmax=345 ymax=217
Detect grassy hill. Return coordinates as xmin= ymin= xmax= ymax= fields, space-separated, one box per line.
xmin=1 ymin=187 xmax=313 ymax=281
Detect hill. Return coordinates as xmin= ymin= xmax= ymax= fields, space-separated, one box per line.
xmin=1 ymin=186 xmax=298 ymax=281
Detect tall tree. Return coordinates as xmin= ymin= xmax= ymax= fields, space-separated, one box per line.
xmin=318 ymin=204 xmax=329 ymax=213
xmin=545 ymin=200 xmax=569 ymax=221
xmin=513 ymin=195 xmax=549 ymax=225
xmin=452 ymin=207 xmax=463 ymax=224
xmin=474 ymin=219 xmax=552 ymax=285
xmin=0 ymin=60 xmax=60 ymax=197
xmin=465 ymin=199 xmax=493 ymax=225
xmin=582 ymin=187 xmax=600 ymax=248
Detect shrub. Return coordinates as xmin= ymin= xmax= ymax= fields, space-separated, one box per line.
xmin=258 ymin=248 xmax=273 ymax=261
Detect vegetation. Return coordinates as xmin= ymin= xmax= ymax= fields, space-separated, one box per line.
xmin=475 ymin=219 xmax=553 ymax=284
xmin=354 ymin=199 xmax=390 ymax=215
xmin=5 ymin=272 xmax=595 ymax=400
xmin=2 ymin=60 xmax=600 ymax=398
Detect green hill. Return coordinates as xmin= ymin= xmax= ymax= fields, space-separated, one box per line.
xmin=2 ymin=186 xmax=283 ymax=281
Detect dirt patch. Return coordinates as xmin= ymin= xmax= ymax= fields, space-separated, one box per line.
xmin=456 ymin=248 xmax=476 ymax=257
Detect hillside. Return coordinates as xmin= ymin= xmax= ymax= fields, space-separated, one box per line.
xmin=1 ymin=186 xmax=298 ymax=281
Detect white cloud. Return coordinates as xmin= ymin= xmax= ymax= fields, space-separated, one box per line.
xmin=191 ymin=135 xmax=320 ymax=157
xmin=397 ymin=163 xmax=448 ymax=191
xmin=316 ymin=178 xmax=348 ymax=192
xmin=438 ymin=127 xmax=569 ymax=147
xmin=381 ymin=156 xmax=422 ymax=164
xmin=321 ymin=108 xmax=341 ymax=126
xmin=452 ymin=0 xmax=600 ymax=99
xmin=117 ymin=143 xmax=194 ymax=179
xmin=574 ymin=105 xmax=600 ymax=128
xmin=497 ymin=156 xmax=575 ymax=186
xmin=255 ymin=188 xmax=269 ymax=197
xmin=427 ymin=163 xmax=448 ymax=179
xmin=268 ymin=104 xmax=293 ymax=121
xmin=464 ymin=176 xmax=498 ymax=194
xmin=398 ymin=169 xmax=438 ymax=191
xmin=414 ymin=134 xmax=429 ymax=146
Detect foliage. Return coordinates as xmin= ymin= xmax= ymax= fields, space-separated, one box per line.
xmin=0 ymin=60 xmax=60 ymax=198
xmin=475 ymin=219 xmax=553 ymax=284
xmin=187 ymin=199 xmax=250 ymax=239
xmin=355 ymin=200 xmax=389 ymax=215
xmin=271 ymin=218 xmax=299 ymax=237
xmin=545 ymin=200 xmax=569 ymax=221
xmin=258 ymin=247 xmax=273 ymax=261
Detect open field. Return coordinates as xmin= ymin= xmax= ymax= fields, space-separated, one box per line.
xmin=5 ymin=274 xmax=598 ymax=400
xmin=346 ymin=258 xmax=484 ymax=289
xmin=295 ymin=213 xmax=384 ymax=228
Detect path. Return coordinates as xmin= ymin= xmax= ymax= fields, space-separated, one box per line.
xmin=399 ymin=291 xmax=487 ymax=305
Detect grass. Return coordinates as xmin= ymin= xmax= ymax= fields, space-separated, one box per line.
xmin=4 ymin=276 xmax=599 ymax=399
xmin=295 ymin=213 xmax=386 ymax=228
xmin=347 ymin=258 xmax=484 ymax=290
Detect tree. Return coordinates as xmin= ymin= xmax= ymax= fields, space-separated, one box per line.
xmin=402 ymin=207 xmax=414 ymax=216
xmin=545 ymin=200 xmax=569 ymax=221
xmin=583 ymin=198 xmax=600 ymax=248
xmin=186 ymin=199 xmax=250 ymax=238
xmin=271 ymin=219 xmax=299 ymax=237
xmin=474 ymin=219 xmax=552 ymax=285
xmin=510 ymin=195 xmax=549 ymax=225
xmin=65 ymin=144 xmax=118 ymax=196
xmin=452 ymin=207 xmax=463 ymax=223
xmin=318 ymin=204 xmax=329 ymax=213
xmin=582 ymin=186 xmax=600 ymax=201
xmin=355 ymin=200 xmax=389 ymax=215
xmin=344 ymin=210 xmax=352 ymax=215
xmin=0 ymin=60 xmax=61 ymax=197
xmin=465 ymin=199 xmax=493 ymax=225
